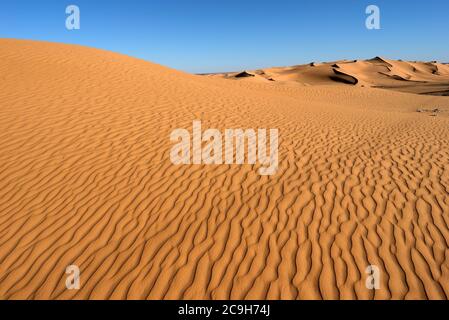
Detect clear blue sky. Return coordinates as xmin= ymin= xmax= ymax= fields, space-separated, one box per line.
xmin=1 ymin=0 xmax=448 ymax=73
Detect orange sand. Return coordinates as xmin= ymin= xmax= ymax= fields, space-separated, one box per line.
xmin=0 ymin=39 xmax=449 ymax=299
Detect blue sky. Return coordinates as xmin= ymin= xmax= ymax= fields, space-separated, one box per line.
xmin=1 ymin=0 xmax=448 ymax=73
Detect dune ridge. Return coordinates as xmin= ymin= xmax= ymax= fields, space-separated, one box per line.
xmin=210 ymin=57 xmax=449 ymax=96
xmin=0 ymin=39 xmax=449 ymax=300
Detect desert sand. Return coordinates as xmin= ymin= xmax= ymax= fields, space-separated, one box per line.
xmin=0 ymin=39 xmax=448 ymax=300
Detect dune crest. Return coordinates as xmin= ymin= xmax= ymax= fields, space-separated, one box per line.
xmin=0 ymin=39 xmax=449 ymax=300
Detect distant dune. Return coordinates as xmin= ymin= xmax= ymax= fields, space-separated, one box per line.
xmin=208 ymin=57 xmax=449 ymax=96
xmin=0 ymin=39 xmax=449 ymax=299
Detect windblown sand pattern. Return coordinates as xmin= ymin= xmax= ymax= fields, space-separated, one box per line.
xmin=0 ymin=39 xmax=449 ymax=299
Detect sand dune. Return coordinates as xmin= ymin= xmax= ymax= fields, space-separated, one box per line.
xmin=211 ymin=57 xmax=449 ymax=96
xmin=0 ymin=39 xmax=449 ymax=300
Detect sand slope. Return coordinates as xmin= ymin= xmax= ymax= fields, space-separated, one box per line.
xmin=0 ymin=39 xmax=449 ymax=299
xmin=211 ymin=57 xmax=449 ymax=96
